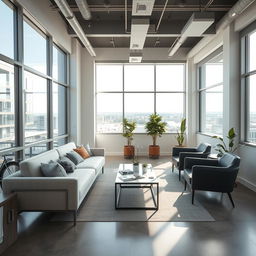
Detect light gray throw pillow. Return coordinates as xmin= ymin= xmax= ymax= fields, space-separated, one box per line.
xmin=41 ymin=161 xmax=67 ymax=177
xmin=58 ymin=156 xmax=76 ymax=173
xmin=66 ymin=151 xmax=84 ymax=165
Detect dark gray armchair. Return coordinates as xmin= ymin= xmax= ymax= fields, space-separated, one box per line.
xmin=171 ymin=143 xmax=211 ymax=180
xmin=183 ymin=153 xmax=240 ymax=207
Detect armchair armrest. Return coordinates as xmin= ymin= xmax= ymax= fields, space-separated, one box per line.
xmin=2 ymin=176 xmax=79 ymax=210
xmin=91 ymin=148 xmax=105 ymax=156
xmin=172 ymin=147 xmax=197 ymax=156
xmin=184 ymin=158 xmax=218 ymax=170
xmin=192 ymin=166 xmax=238 ymax=192
xmin=178 ymin=152 xmax=208 ymax=170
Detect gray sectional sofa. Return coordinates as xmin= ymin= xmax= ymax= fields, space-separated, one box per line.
xmin=2 ymin=142 xmax=105 ymax=225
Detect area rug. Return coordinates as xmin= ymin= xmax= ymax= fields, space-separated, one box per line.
xmin=51 ymin=161 xmax=215 ymax=222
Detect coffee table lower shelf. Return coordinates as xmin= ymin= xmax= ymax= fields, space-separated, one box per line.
xmin=115 ymin=182 xmax=159 ymax=210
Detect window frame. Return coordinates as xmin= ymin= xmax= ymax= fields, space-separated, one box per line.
xmin=0 ymin=0 xmax=70 ymax=160
xmin=197 ymin=47 xmax=224 ymax=136
xmin=95 ymin=62 xmax=186 ymax=134
xmin=240 ymin=20 xmax=256 ymax=145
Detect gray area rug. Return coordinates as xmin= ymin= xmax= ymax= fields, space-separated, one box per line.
xmin=51 ymin=160 xmax=215 ymax=222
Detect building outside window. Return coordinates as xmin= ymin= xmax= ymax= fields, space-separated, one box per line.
xmin=0 ymin=0 xmax=69 ymax=159
xmin=241 ymin=25 xmax=256 ymax=144
xmin=198 ymin=49 xmax=223 ymax=136
xmin=96 ymin=63 xmax=185 ymax=133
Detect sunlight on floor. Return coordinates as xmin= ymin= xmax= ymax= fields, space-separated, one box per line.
xmin=150 ymin=223 xmax=188 ymax=256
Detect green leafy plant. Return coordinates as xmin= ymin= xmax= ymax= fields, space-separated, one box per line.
xmin=145 ymin=113 xmax=167 ymax=146
xmin=212 ymin=128 xmax=237 ymax=156
xmin=176 ymin=118 xmax=186 ymax=146
xmin=122 ymin=118 xmax=136 ymax=146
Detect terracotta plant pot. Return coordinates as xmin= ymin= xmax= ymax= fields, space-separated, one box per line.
xmin=149 ymin=145 xmax=160 ymax=159
xmin=124 ymin=145 xmax=135 ymax=159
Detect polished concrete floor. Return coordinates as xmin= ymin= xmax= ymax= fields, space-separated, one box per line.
xmin=3 ymin=156 xmax=256 ymax=256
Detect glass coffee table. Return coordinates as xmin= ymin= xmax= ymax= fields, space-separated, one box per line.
xmin=115 ymin=163 xmax=159 ymax=210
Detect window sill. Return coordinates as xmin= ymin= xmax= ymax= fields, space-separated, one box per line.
xmin=239 ymin=141 xmax=256 ymax=148
xmin=96 ymin=133 xmax=180 ymax=135
xmin=196 ymin=132 xmax=219 ymax=138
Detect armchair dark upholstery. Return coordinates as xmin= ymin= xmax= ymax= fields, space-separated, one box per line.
xmin=183 ymin=153 xmax=240 ymax=207
xmin=171 ymin=143 xmax=211 ymax=180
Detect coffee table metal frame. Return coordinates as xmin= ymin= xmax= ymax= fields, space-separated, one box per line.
xmin=115 ymin=181 xmax=159 ymax=210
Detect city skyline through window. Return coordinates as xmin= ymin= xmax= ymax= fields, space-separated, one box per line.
xmin=96 ymin=63 xmax=185 ymax=133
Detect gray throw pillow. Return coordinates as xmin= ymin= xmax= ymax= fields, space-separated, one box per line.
xmin=66 ymin=151 xmax=84 ymax=165
xmin=41 ymin=161 xmax=67 ymax=177
xmin=85 ymin=143 xmax=93 ymax=156
xmin=58 ymin=156 xmax=76 ymax=173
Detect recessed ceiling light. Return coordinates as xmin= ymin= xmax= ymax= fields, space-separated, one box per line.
xmin=231 ymin=12 xmax=236 ymax=17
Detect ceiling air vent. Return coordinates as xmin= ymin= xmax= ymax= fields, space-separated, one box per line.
xmin=132 ymin=0 xmax=155 ymax=16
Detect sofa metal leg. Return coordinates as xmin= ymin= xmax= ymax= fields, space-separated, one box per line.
xmin=192 ymin=190 xmax=195 ymax=204
xmin=184 ymin=180 xmax=187 ymax=191
xmin=102 ymin=167 xmax=104 ymax=174
xmin=73 ymin=211 xmax=77 ymax=226
xmin=172 ymin=163 xmax=174 ymax=173
xmin=227 ymin=192 xmax=235 ymax=208
xmin=179 ymin=170 xmax=181 ymax=181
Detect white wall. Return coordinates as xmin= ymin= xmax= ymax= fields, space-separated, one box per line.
xmin=81 ymin=47 xmax=190 ymax=155
xmin=188 ymin=2 xmax=256 ymax=192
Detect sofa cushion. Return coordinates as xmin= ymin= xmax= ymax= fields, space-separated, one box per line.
xmin=74 ymin=146 xmax=90 ymax=159
xmin=58 ymin=156 xmax=76 ymax=173
xmin=66 ymin=151 xmax=84 ymax=165
xmin=41 ymin=161 xmax=67 ymax=177
xmin=20 ymin=149 xmax=59 ymax=177
xmin=56 ymin=142 xmax=76 ymax=157
xmin=76 ymin=156 xmax=105 ymax=173
xmin=68 ymin=169 xmax=95 ymax=202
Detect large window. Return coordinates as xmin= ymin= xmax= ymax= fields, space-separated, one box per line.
xmin=96 ymin=63 xmax=185 ymax=133
xmin=198 ymin=50 xmax=223 ymax=135
xmin=0 ymin=1 xmax=14 ymax=59
xmin=241 ymin=26 xmax=256 ymax=144
xmin=0 ymin=0 xmax=69 ymax=160
xmin=0 ymin=61 xmax=15 ymax=150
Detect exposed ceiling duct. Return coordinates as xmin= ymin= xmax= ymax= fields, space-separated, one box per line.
xmin=168 ymin=12 xmax=214 ymax=57
xmin=54 ymin=0 xmax=96 ymax=56
xmin=130 ymin=18 xmax=150 ymax=50
xmin=74 ymin=0 xmax=91 ymax=20
xmin=132 ymin=0 xmax=155 ymax=16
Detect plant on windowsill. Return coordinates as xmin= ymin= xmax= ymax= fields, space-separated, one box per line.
xmin=176 ymin=118 xmax=186 ymax=147
xmin=122 ymin=118 xmax=136 ymax=159
xmin=145 ymin=113 xmax=167 ymax=159
xmin=212 ymin=128 xmax=238 ymax=157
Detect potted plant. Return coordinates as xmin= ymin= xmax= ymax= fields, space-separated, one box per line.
xmin=176 ymin=118 xmax=186 ymax=147
xmin=122 ymin=118 xmax=136 ymax=159
xmin=145 ymin=113 xmax=167 ymax=159
xmin=212 ymin=128 xmax=237 ymax=157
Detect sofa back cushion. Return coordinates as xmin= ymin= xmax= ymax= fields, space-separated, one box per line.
xmin=20 ymin=149 xmax=59 ymax=177
xmin=56 ymin=142 xmax=76 ymax=157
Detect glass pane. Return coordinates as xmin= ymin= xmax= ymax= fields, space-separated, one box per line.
xmin=0 ymin=61 xmax=15 ymax=150
xmin=156 ymin=93 xmax=184 ymax=132
xmin=124 ymin=65 xmax=154 ymax=91
xmin=200 ymin=90 xmax=223 ymax=135
xmin=97 ymin=93 xmax=122 ymax=133
xmin=53 ymin=45 xmax=66 ymax=84
xmin=0 ymin=1 xmax=14 ymax=59
xmin=25 ymin=143 xmax=48 ymax=158
xmin=53 ymin=83 xmax=67 ymax=136
xmin=24 ymin=72 xmax=47 ymax=143
xmin=124 ymin=93 xmax=154 ymax=133
xmin=249 ymin=31 xmax=256 ymax=72
xmin=96 ymin=65 xmax=122 ymax=91
xmin=54 ymin=137 xmax=67 ymax=147
xmin=156 ymin=65 xmax=184 ymax=91
xmin=24 ymin=21 xmax=47 ymax=74
xmin=247 ymin=74 xmax=256 ymax=143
